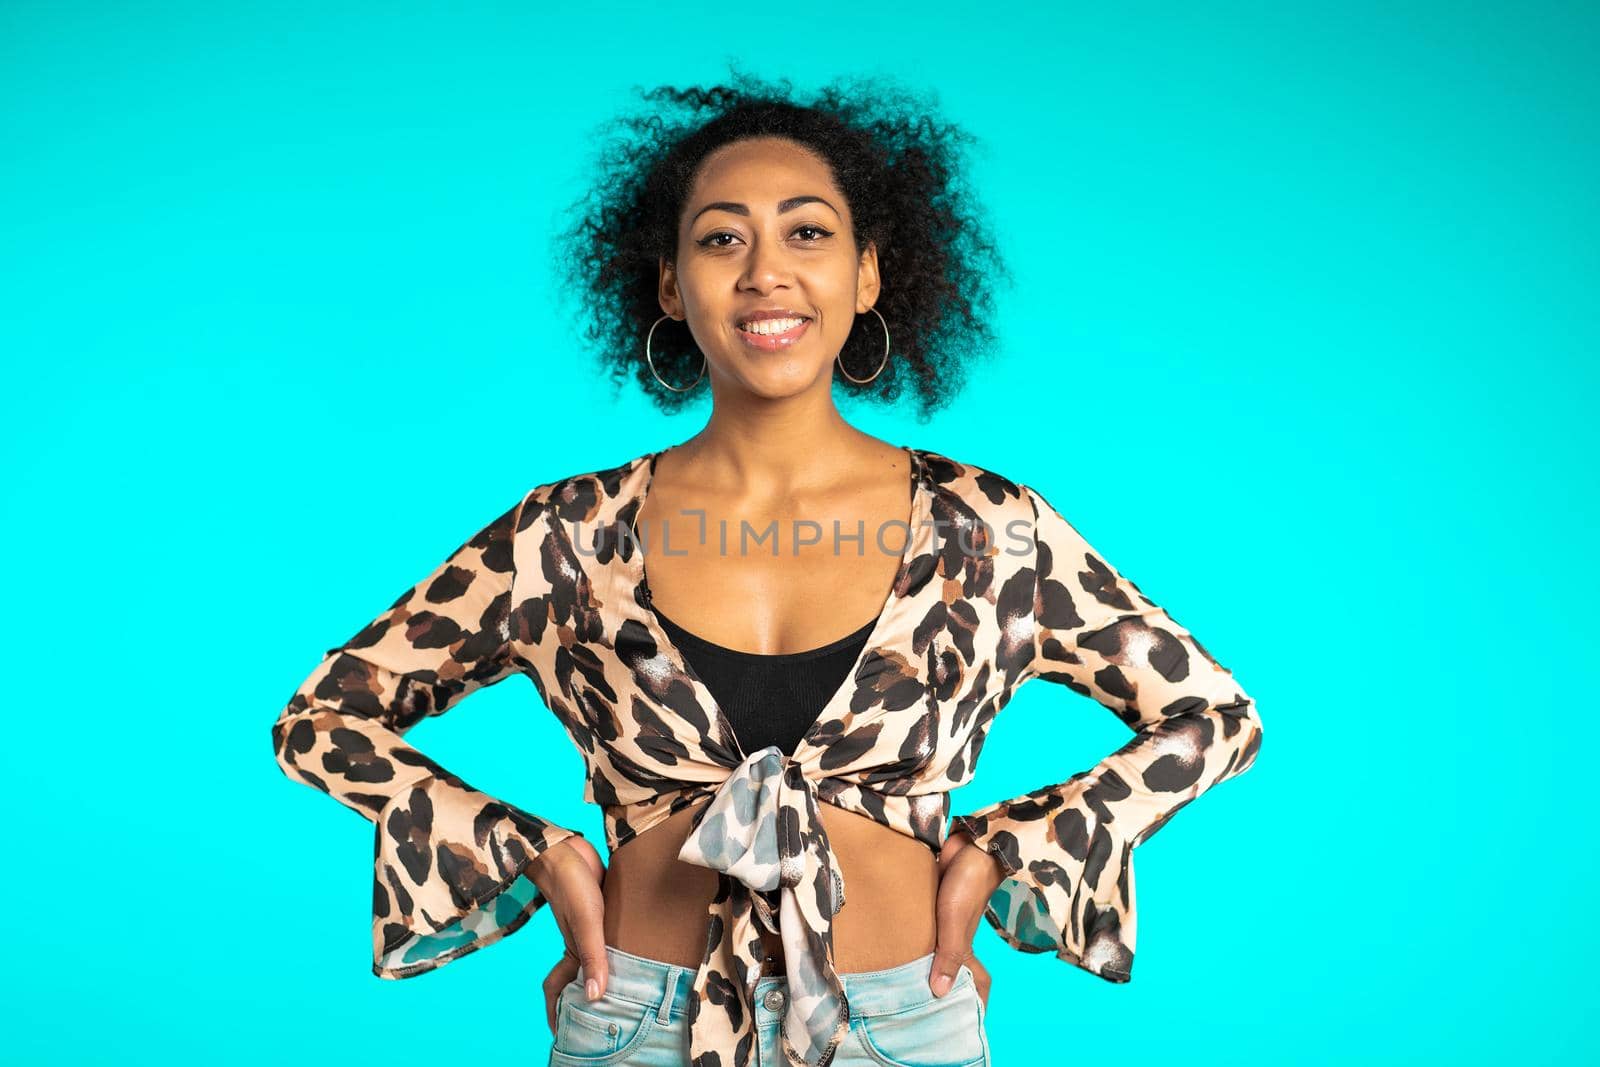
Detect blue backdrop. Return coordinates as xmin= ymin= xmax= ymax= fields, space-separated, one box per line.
xmin=3 ymin=2 xmax=1594 ymax=1063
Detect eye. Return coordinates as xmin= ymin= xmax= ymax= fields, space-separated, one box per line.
xmin=694 ymin=224 xmax=835 ymax=249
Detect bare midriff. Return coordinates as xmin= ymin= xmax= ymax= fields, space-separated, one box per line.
xmin=603 ymin=801 xmax=940 ymax=975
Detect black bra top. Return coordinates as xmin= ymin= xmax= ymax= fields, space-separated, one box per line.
xmin=650 ymin=605 xmax=877 ymax=757
xmin=641 ymin=459 xmax=911 ymax=757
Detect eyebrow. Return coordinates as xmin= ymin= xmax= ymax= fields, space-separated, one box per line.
xmin=689 ymin=195 xmax=840 ymax=226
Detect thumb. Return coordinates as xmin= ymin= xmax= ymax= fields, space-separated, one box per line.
xmin=928 ymin=905 xmax=975 ymax=998
xmin=927 ymin=942 xmax=971 ymax=999
xmin=929 ymin=849 xmax=984 ymax=997
xmin=569 ymin=881 xmax=609 ymax=1002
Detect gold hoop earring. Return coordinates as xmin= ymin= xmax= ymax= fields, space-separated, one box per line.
xmin=836 ymin=307 xmax=890 ymax=384
xmin=646 ymin=314 xmax=707 ymax=392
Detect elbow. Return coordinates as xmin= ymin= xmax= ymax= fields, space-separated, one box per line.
xmin=1203 ymin=692 xmax=1261 ymax=780
xmin=1233 ymin=699 xmax=1263 ymax=777
xmin=271 ymin=703 xmax=316 ymax=784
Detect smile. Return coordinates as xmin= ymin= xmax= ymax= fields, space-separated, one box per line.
xmin=737 ymin=317 xmax=811 ymax=350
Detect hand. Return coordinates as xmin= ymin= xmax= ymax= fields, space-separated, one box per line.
xmin=541 ymin=948 xmax=582 ymax=1037
xmin=927 ymin=830 xmax=1005 ymax=1008
xmin=527 ymin=835 xmax=609 ymax=1035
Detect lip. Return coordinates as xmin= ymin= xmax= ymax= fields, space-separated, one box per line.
xmin=736 ymin=316 xmax=811 ymax=351
xmin=737 ymin=307 xmax=811 ymax=324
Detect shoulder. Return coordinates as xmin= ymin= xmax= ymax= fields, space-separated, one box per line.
xmin=512 ymin=448 xmax=652 ymax=531
xmin=912 ymin=445 xmax=1035 ymax=519
xmin=909 ymin=446 xmax=1041 ymax=582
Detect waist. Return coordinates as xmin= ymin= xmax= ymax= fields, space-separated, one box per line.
xmin=603 ymin=801 xmax=939 ymax=972
xmin=576 ymin=943 xmax=963 ymax=1021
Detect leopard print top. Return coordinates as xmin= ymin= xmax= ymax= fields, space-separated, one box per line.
xmin=271 ymin=445 xmax=1263 ymax=1067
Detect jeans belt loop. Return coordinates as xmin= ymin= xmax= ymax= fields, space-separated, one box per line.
xmin=658 ymin=964 xmax=684 ymax=1024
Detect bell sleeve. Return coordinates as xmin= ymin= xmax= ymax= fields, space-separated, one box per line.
xmin=949 ymin=482 xmax=1263 ymax=982
xmin=270 ymin=493 xmax=583 ymax=979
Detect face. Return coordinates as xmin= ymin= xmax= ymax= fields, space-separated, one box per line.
xmin=659 ymin=136 xmax=880 ymax=400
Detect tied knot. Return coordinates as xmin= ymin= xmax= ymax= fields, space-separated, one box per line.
xmin=677 ymin=745 xmax=852 ymax=1067
xmin=677 ymin=747 xmax=844 ymax=913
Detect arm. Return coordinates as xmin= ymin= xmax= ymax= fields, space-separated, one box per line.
xmin=949 ymin=482 xmax=1263 ymax=981
xmin=270 ymin=492 xmax=583 ymax=979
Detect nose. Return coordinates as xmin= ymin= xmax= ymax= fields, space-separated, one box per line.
xmin=739 ymin=234 xmax=794 ymax=291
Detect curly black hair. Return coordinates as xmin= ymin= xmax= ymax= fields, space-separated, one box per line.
xmin=548 ymin=64 xmax=1012 ymax=423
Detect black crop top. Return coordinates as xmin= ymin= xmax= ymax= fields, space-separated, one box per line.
xmin=648 ymin=605 xmax=877 ymax=757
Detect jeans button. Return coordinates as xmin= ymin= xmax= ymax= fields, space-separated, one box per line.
xmin=763 ymin=988 xmax=785 ymax=1012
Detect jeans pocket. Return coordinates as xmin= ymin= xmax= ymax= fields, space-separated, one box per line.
xmin=854 ymin=972 xmax=986 ymax=1067
xmin=970 ymin=973 xmax=992 ymax=1066
xmin=549 ymin=981 xmax=658 ymax=1065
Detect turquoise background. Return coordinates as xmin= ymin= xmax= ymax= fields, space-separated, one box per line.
xmin=3 ymin=2 xmax=1594 ymax=1063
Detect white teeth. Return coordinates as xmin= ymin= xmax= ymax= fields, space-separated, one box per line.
xmin=740 ymin=317 xmax=806 ymax=335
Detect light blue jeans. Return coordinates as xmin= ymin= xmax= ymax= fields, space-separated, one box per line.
xmin=547 ymin=944 xmax=992 ymax=1067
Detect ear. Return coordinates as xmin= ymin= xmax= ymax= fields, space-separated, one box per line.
xmin=855 ymin=240 xmax=881 ymax=311
xmin=658 ymin=255 xmax=682 ymax=318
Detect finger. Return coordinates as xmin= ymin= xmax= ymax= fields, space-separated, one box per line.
xmin=928 ymin=941 xmax=973 ymax=998
xmin=569 ymin=879 xmax=609 ymax=1002
xmin=543 ymin=954 xmax=578 ymax=994
xmin=929 ymin=870 xmax=983 ymax=997
xmin=966 ymin=951 xmax=987 ymax=979
xmin=545 ymin=955 xmax=579 ymax=1035
xmin=968 ymin=952 xmax=990 ymax=1008
xmin=929 ymin=901 xmax=977 ymax=996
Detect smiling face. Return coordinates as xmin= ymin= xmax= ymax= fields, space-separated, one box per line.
xmin=659 ymin=136 xmax=880 ymax=400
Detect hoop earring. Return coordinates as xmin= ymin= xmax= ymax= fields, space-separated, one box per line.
xmin=646 ymin=314 xmax=707 ymax=392
xmin=836 ymin=307 xmax=890 ymax=384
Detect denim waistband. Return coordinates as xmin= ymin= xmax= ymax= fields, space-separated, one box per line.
xmin=578 ymin=944 xmax=972 ymax=1023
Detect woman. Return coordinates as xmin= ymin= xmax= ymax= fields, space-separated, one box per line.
xmin=271 ymin=69 xmax=1263 ymax=1067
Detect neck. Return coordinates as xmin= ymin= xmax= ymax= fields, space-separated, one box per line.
xmin=669 ymin=395 xmax=884 ymax=493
